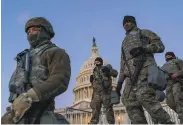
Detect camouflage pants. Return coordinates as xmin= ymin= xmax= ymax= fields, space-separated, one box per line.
xmin=166 ymin=82 xmax=183 ymax=123
xmin=122 ymin=80 xmax=173 ymax=124
xmin=90 ymin=90 xmax=115 ymax=124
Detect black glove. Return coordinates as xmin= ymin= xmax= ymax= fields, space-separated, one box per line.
xmin=116 ymin=82 xmax=123 ymax=97
xmin=101 ymin=66 xmax=110 ymax=73
xmin=155 ymin=90 xmax=165 ymax=102
xmin=130 ymin=46 xmax=145 ymax=57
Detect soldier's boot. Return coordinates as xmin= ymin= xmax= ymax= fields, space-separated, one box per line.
xmin=105 ymin=107 xmax=115 ymax=124
xmin=88 ymin=120 xmax=98 ymax=124
xmin=161 ymin=118 xmax=175 ymax=124
xmin=180 ymin=119 xmax=183 ymax=124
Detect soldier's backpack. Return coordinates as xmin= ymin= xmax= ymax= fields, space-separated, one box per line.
xmin=110 ymin=91 xmax=120 ymax=104
xmin=147 ymin=64 xmax=168 ymax=91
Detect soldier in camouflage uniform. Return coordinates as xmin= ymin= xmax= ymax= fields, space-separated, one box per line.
xmin=162 ymin=52 xmax=183 ymax=124
xmin=1 ymin=17 xmax=71 ymax=124
xmin=116 ymin=15 xmax=174 ymax=124
xmin=89 ymin=57 xmax=118 ymax=124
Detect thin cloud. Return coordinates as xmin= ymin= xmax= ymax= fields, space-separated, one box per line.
xmin=16 ymin=11 xmax=30 ymax=25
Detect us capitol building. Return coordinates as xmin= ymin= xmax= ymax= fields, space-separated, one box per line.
xmin=55 ymin=38 xmax=180 ymax=124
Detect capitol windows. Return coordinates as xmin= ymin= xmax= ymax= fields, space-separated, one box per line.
xmin=77 ymin=91 xmax=79 ymax=101
xmin=86 ymin=88 xmax=88 ymax=98
xmin=80 ymin=77 xmax=82 ymax=83
xmin=81 ymin=77 xmax=85 ymax=83
xmin=84 ymin=77 xmax=85 ymax=82
xmin=84 ymin=89 xmax=87 ymax=98
xmin=87 ymin=76 xmax=89 ymax=81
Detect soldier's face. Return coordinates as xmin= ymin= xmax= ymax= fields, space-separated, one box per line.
xmin=165 ymin=55 xmax=174 ymax=61
xmin=123 ymin=21 xmax=135 ymax=32
xmin=27 ymin=26 xmax=41 ymax=47
xmin=94 ymin=61 xmax=100 ymax=65
xmin=94 ymin=61 xmax=102 ymax=66
xmin=27 ymin=27 xmax=40 ymax=35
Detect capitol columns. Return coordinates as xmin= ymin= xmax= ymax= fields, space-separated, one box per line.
xmin=86 ymin=112 xmax=88 ymax=123
xmin=70 ymin=113 xmax=73 ymax=124
xmin=80 ymin=113 xmax=83 ymax=124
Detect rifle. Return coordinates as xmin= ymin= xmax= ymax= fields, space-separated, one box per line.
xmin=123 ymin=49 xmax=146 ymax=98
xmin=9 ymin=49 xmax=31 ymax=98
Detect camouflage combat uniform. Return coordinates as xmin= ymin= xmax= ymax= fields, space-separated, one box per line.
xmin=3 ymin=17 xmax=71 ymax=124
xmin=118 ymin=27 xmax=173 ymax=124
xmin=90 ymin=64 xmax=118 ymax=124
xmin=162 ymin=58 xmax=183 ymax=123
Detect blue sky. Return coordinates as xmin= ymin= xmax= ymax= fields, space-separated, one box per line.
xmin=2 ymin=0 xmax=183 ymax=114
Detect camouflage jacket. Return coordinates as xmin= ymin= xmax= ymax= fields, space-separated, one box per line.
xmin=162 ymin=58 xmax=183 ymax=84
xmin=9 ymin=40 xmax=71 ymax=110
xmin=118 ymin=27 xmax=165 ymax=83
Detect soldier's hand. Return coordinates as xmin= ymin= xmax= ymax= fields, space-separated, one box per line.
xmin=116 ymin=81 xmax=123 ymax=97
xmin=112 ymin=87 xmax=116 ymax=91
xmin=26 ymin=88 xmax=40 ymax=102
xmin=116 ymin=84 xmax=122 ymax=97
xmin=171 ymin=73 xmax=178 ymax=79
xmin=12 ymin=93 xmax=32 ymax=123
xmin=155 ymin=90 xmax=165 ymax=102
xmin=116 ymin=90 xmax=121 ymax=97
xmin=1 ymin=106 xmax=15 ymax=124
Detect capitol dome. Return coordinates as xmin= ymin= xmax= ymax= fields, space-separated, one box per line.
xmin=73 ymin=37 xmax=117 ymax=105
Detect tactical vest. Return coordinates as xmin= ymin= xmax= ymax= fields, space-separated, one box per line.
xmin=9 ymin=41 xmax=57 ymax=102
xmin=93 ymin=66 xmax=103 ymax=83
xmin=162 ymin=59 xmax=181 ymax=74
xmin=93 ymin=66 xmax=112 ymax=90
xmin=93 ymin=66 xmax=101 ymax=78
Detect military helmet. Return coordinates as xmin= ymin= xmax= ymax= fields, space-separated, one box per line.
xmin=165 ymin=51 xmax=176 ymax=57
xmin=123 ymin=15 xmax=137 ymax=26
xmin=25 ymin=17 xmax=55 ymax=38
